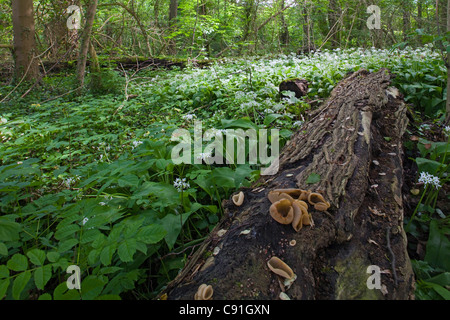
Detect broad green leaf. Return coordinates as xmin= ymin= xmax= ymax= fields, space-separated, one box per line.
xmin=0 ymin=217 xmax=21 ymax=241
xmin=54 ymin=224 xmax=80 ymax=241
xmin=416 ymin=158 xmax=444 ymax=176
xmin=34 ymin=265 xmax=52 ymax=290
xmin=0 ymin=278 xmax=9 ymax=299
xmin=117 ymin=175 xmax=139 ymax=188
xmin=0 ymin=265 xmax=9 ymax=278
xmin=38 ymin=293 xmax=52 ymax=300
xmin=159 ymin=211 xmax=194 ymax=250
xmin=0 ymin=243 xmax=7 ymax=256
xmin=26 ymin=248 xmax=46 ymax=266
xmin=81 ymin=277 xmax=106 ymax=300
xmin=212 ymin=167 xmax=236 ymax=188
xmin=100 ymin=245 xmax=116 ymax=266
xmin=12 ymin=271 xmax=31 ymax=300
xmin=425 ymin=220 xmax=450 ymax=271
xmin=136 ymin=224 xmax=167 ymax=244
xmin=117 ymin=238 xmax=137 ymax=262
xmin=7 ymin=253 xmax=28 ymax=272
xmin=58 ymin=239 xmax=79 ymax=252
xmin=53 ymin=282 xmax=80 ymax=300
xmin=47 ymin=251 xmax=60 ymax=263
xmin=427 ymin=272 xmax=450 ymax=287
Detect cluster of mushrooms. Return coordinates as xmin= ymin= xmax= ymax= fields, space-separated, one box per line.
xmin=268 ymin=189 xmax=330 ymax=232
xmin=194 ymin=189 xmax=330 ymax=300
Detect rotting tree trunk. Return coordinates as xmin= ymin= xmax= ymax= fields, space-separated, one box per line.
xmin=161 ymin=69 xmax=415 ymax=300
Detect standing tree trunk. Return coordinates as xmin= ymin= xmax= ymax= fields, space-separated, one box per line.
xmin=160 ymin=69 xmax=415 ymax=300
xmin=12 ymin=0 xmax=39 ymax=81
xmin=279 ymin=0 xmax=290 ymax=49
xmin=168 ymin=0 xmax=178 ymax=55
xmin=76 ymin=0 xmax=98 ymax=92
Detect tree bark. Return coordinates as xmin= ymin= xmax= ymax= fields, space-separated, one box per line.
xmin=168 ymin=0 xmax=178 ymax=55
xmin=161 ymin=69 xmax=415 ymax=300
xmin=12 ymin=0 xmax=39 ymax=81
xmin=76 ymin=0 xmax=98 ymax=92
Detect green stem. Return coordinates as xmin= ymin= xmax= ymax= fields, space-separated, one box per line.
xmin=406 ymin=184 xmax=429 ymax=233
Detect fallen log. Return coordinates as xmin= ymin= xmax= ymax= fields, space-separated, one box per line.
xmin=161 ymin=69 xmax=415 ymax=300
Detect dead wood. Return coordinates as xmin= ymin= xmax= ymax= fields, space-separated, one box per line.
xmin=160 ymin=69 xmax=415 ymax=300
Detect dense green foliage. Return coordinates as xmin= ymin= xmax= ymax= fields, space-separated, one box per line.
xmin=1 ymin=45 xmax=449 ymax=299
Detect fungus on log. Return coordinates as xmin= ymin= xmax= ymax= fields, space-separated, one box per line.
xmin=160 ymin=69 xmax=415 ymax=300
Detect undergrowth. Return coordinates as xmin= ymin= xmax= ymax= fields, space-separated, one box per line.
xmin=0 ymin=45 xmax=448 ymax=300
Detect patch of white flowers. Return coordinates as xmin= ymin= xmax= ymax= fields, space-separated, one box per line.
xmin=196 ymin=152 xmax=212 ymax=162
xmin=64 ymin=175 xmax=81 ymax=188
xmin=183 ymin=114 xmax=196 ymax=121
xmin=173 ymin=177 xmax=190 ymax=192
xmin=418 ymin=172 xmax=442 ymax=189
xmin=132 ymin=140 xmax=143 ymax=149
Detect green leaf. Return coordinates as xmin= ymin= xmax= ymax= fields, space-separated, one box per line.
xmin=0 ymin=217 xmax=21 ymax=242
xmin=53 ymin=282 xmax=80 ymax=300
xmin=0 ymin=278 xmax=10 ymax=299
xmin=117 ymin=175 xmax=139 ymax=188
xmin=0 ymin=265 xmax=9 ymax=279
xmin=425 ymin=220 xmax=450 ymax=271
xmin=117 ymin=238 xmax=137 ymax=262
xmin=47 ymin=251 xmax=60 ymax=263
xmin=58 ymin=239 xmax=79 ymax=252
xmin=159 ymin=211 xmax=194 ymax=250
xmin=38 ymin=293 xmax=52 ymax=300
xmin=100 ymin=245 xmax=116 ymax=266
xmin=81 ymin=276 xmax=106 ymax=300
xmin=7 ymin=253 xmax=28 ymax=272
xmin=26 ymin=248 xmax=46 ymax=266
xmin=136 ymin=224 xmax=167 ymax=244
xmin=12 ymin=271 xmax=31 ymax=300
xmin=54 ymin=224 xmax=80 ymax=241
xmin=0 ymin=243 xmax=7 ymax=256
xmin=416 ymin=158 xmax=444 ymax=176
xmin=34 ymin=265 xmax=52 ymax=290
xmin=306 ymin=172 xmax=321 ymax=184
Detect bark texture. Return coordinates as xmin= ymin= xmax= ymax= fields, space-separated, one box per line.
xmin=76 ymin=0 xmax=98 ymax=91
xmin=161 ymin=69 xmax=415 ymax=300
xmin=12 ymin=0 xmax=39 ymax=80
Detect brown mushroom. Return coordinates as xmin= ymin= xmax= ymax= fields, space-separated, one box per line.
xmin=267 ymin=257 xmax=295 ymax=280
xmin=232 ymin=191 xmax=244 ymax=206
xmin=299 ymin=189 xmax=311 ymax=201
xmin=314 ymin=201 xmax=331 ymax=211
xmin=291 ymin=201 xmax=309 ymax=232
xmin=194 ymin=284 xmax=214 ymax=300
xmin=268 ymin=190 xmax=295 ymax=204
xmin=270 ymin=199 xmax=294 ymax=225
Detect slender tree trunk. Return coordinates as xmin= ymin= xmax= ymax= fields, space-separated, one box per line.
xmin=168 ymin=0 xmax=178 ymax=55
xmin=402 ymin=2 xmax=410 ymax=41
xmin=417 ymin=0 xmax=423 ymax=45
xmin=328 ymin=0 xmax=339 ymax=48
xmin=279 ymin=0 xmax=290 ymax=49
xmin=76 ymin=0 xmax=98 ymax=92
xmin=12 ymin=0 xmax=39 ymax=81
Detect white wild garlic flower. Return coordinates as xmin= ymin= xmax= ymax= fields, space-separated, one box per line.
xmin=418 ymin=172 xmax=442 ymax=189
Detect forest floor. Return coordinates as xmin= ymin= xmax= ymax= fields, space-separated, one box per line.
xmin=0 ymin=46 xmax=449 ymax=300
